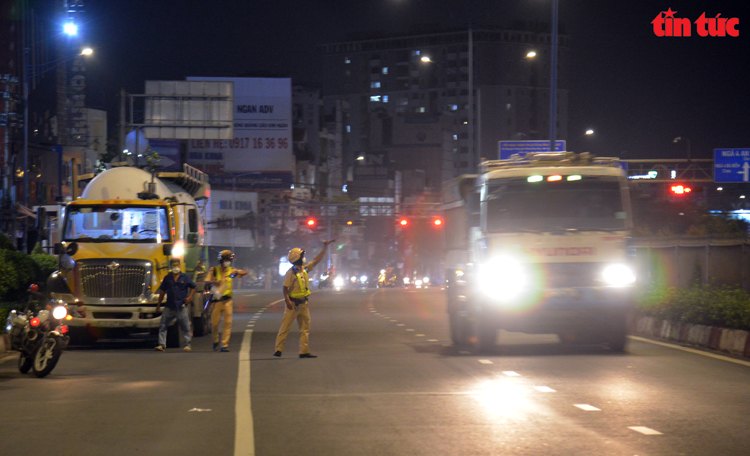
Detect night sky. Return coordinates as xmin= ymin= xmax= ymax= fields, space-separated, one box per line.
xmin=81 ymin=0 xmax=750 ymax=161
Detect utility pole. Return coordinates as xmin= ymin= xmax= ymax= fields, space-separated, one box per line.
xmin=549 ymin=0 xmax=559 ymax=151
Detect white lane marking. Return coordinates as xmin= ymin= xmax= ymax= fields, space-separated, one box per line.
xmin=503 ymin=371 xmax=521 ymax=376
xmin=235 ymin=328 xmax=255 ymax=456
xmin=390 ymin=320 xmax=398 ymax=322
xmin=629 ymin=335 xmax=750 ymax=368
xmin=428 ymin=339 xmax=438 ymax=342
xmin=478 ymin=359 xmax=493 ymax=364
xmin=534 ymin=386 xmax=556 ymax=393
xmin=416 ymin=334 xmax=425 ymax=337
xmin=628 ymin=426 xmax=663 ymax=435
xmin=397 ymin=324 xmax=405 ymax=327
xmin=189 ymin=408 xmax=212 ymax=412
xmin=406 ymin=329 xmax=415 ymax=332
xmin=235 ymin=298 xmax=284 ymax=456
xmin=574 ymin=404 xmax=601 ymax=411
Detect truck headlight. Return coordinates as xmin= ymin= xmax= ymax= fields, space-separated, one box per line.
xmin=602 ymin=264 xmax=636 ymax=287
xmin=477 ymin=256 xmax=527 ymax=301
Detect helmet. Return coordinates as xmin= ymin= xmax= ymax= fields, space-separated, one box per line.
xmin=219 ymin=250 xmax=235 ymax=261
xmin=288 ymin=247 xmax=305 ymax=264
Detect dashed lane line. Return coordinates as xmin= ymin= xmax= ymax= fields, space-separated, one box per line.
xmin=534 ymin=386 xmax=556 ymax=393
xmin=478 ymin=359 xmax=493 ymax=364
xmin=503 ymin=371 xmax=521 ymax=376
xmin=628 ymin=426 xmax=663 ymax=435
xmin=574 ymin=404 xmax=601 ymax=411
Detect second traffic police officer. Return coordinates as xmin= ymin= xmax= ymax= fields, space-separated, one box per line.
xmin=273 ymin=240 xmax=332 ymax=358
xmin=206 ymin=250 xmax=248 ymax=352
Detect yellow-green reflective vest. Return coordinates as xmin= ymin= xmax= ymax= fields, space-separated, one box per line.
xmin=214 ymin=266 xmax=233 ymax=298
xmin=289 ymin=266 xmax=311 ymax=299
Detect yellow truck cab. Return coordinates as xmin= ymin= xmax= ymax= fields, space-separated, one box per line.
xmin=48 ymin=165 xmax=211 ymax=345
xmin=443 ymin=152 xmax=635 ymax=352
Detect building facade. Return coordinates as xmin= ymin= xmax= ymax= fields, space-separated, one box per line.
xmin=320 ymin=25 xmax=569 ymax=198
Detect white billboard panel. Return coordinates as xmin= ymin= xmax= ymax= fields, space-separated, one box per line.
xmin=143 ymin=80 xmax=234 ymax=140
xmin=186 ymin=77 xmax=293 ymax=173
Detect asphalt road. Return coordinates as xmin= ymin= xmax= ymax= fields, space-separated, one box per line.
xmin=2 ymin=287 xmax=750 ymax=456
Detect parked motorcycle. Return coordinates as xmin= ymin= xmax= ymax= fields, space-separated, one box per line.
xmin=6 ymin=284 xmax=70 ymax=378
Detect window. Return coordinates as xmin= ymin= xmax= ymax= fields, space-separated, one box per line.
xmin=346 ymin=125 xmax=351 ymax=133
xmin=371 ymin=81 xmax=381 ymax=88
xmin=382 ymin=67 xmax=388 ymax=74
xmin=412 ymin=50 xmax=421 ymax=56
xmin=370 ymin=95 xmax=382 ymax=102
xmin=383 ymin=95 xmax=389 ymax=103
xmin=507 ymin=103 xmax=512 ymax=111
xmin=345 ymin=57 xmax=351 ymax=64
xmin=453 ymin=135 xmax=458 ymax=140
xmin=416 ymin=107 xmax=426 ymax=113
xmin=188 ymin=208 xmax=198 ymax=233
xmin=449 ymin=104 xmax=458 ymax=111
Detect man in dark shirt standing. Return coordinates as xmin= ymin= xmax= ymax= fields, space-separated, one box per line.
xmin=155 ymin=258 xmax=197 ymax=351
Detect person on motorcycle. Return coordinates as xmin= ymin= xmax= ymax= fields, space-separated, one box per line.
xmin=206 ymin=250 xmax=248 ymax=352
xmin=155 ymin=258 xmax=197 ymax=351
xmin=273 ymin=240 xmax=333 ymax=359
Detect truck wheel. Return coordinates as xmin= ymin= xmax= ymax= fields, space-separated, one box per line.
xmin=449 ymin=311 xmax=472 ymax=347
xmin=477 ymin=319 xmax=497 ymax=353
xmin=606 ymin=320 xmax=628 ymax=352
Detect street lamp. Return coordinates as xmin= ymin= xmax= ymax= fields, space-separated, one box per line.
xmin=673 ymin=137 xmax=691 ymax=161
xmin=585 ymin=129 xmax=594 ymax=135
xmin=23 ymin=47 xmax=93 ymax=251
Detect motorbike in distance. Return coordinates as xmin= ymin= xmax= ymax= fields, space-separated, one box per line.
xmin=377 ymin=269 xmax=398 ymax=288
xmin=6 ymin=284 xmax=71 ymax=378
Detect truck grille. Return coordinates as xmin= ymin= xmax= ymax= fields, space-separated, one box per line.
xmin=543 ymin=262 xmax=605 ymax=288
xmin=80 ymin=263 xmax=147 ymax=298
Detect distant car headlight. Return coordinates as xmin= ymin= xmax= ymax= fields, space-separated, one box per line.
xmin=602 ymin=264 xmax=636 ymax=287
xmin=423 ymin=277 xmax=430 ymax=284
xmin=333 ymin=276 xmax=344 ymax=287
xmin=403 ymin=277 xmax=410 ymax=285
xmin=477 ymin=256 xmax=527 ymax=301
xmin=52 ymin=306 xmax=68 ymax=320
xmin=415 ymin=279 xmax=423 ymax=287
xmin=360 ymin=275 xmax=368 ymax=284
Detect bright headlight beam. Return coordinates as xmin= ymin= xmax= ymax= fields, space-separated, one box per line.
xmin=52 ymin=306 xmax=68 ymax=320
xmin=602 ymin=264 xmax=636 ymax=287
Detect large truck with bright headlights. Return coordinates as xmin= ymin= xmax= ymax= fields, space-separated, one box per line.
xmin=48 ymin=165 xmax=211 ymax=345
xmin=443 ymin=151 xmax=635 ymax=352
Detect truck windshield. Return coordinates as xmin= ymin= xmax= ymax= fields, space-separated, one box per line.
xmin=485 ymin=176 xmax=626 ymax=232
xmin=63 ymin=206 xmax=170 ymax=243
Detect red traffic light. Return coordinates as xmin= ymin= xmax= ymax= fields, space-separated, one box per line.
xmin=306 ymin=218 xmax=316 ymax=227
xmin=671 ymin=185 xmax=692 ymax=194
xmin=399 ymin=219 xmax=409 ymax=227
xmin=346 ymin=220 xmax=353 ymax=226
xmin=433 ymin=218 xmax=443 ymax=227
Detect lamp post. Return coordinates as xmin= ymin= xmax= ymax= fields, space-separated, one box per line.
xmin=549 ymin=0 xmax=559 ymax=151
xmin=673 ymin=136 xmax=691 ymax=161
xmin=22 ymin=47 xmax=93 ymax=251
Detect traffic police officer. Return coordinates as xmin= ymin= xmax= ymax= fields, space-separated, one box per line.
xmin=273 ymin=240 xmax=332 ymax=358
xmin=206 ymin=250 xmax=248 ymax=352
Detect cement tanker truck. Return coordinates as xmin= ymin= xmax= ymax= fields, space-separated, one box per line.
xmin=48 ymin=164 xmax=212 ymax=346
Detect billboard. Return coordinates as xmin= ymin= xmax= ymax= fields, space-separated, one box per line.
xmin=498 ymin=140 xmax=566 ymax=159
xmin=186 ymin=77 xmax=293 ymax=174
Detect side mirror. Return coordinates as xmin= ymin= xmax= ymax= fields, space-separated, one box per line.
xmin=163 ymin=244 xmax=173 ymax=256
xmin=187 ymin=233 xmax=199 ymax=245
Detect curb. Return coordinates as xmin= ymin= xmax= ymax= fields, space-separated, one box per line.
xmin=630 ymin=315 xmax=750 ymax=358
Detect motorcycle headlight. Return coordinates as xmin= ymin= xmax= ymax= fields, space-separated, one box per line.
xmin=333 ymin=276 xmax=344 ymax=287
xmin=360 ymin=275 xmax=367 ymax=283
xmin=602 ymin=264 xmax=636 ymax=287
xmin=52 ymin=306 xmax=68 ymax=320
xmin=477 ymin=256 xmax=528 ymax=301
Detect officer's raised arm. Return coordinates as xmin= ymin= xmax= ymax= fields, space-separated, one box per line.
xmin=306 ymin=240 xmax=334 ymax=270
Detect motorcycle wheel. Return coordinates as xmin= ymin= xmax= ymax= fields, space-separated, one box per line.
xmin=32 ymin=337 xmax=62 ymax=378
xmin=18 ymin=352 xmax=32 ymax=374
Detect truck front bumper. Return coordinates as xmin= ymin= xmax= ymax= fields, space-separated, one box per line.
xmin=51 ymin=293 xmax=163 ymax=329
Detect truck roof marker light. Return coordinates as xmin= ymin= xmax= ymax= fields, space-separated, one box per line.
xmin=547 ymin=175 xmax=562 ymax=182
xmin=527 ymin=175 xmax=543 ymax=183
xmin=567 ymin=175 xmax=582 ymax=181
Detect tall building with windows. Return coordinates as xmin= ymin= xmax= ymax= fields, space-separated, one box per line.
xmin=320 ymin=24 xmax=569 ymax=197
